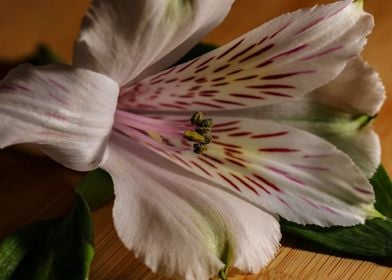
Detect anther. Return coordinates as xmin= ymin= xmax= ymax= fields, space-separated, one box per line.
xmin=199 ymin=118 xmax=213 ymax=128
xmin=183 ymin=130 xmax=206 ymax=143
xmin=191 ymin=112 xmax=204 ymax=125
xmin=184 ymin=111 xmax=213 ymax=154
xmin=196 ymin=126 xmax=211 ymax=135
xmin=193 ymin=143 xmax=208 ymax=154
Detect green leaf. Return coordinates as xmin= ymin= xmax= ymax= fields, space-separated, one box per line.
xmin=0 ymin=193 xmax=94 ymax=280
xmin=281 ymin=166 xmax=392 ymax=259
xmin=174 ymin=43 xmax=217 ymax=66
xmin=25 ymin=44 xmax=62 ymax=66
xmin=76 ymin=168 xmax=114 ymax=211
xmin=0 ymin=44 xmax=61 ymax=79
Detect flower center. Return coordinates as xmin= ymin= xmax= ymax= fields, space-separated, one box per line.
xmin=183 ymin=112 xmax=213 ymax=154
xmin=113 ymin=110 xmax=213 ymax=154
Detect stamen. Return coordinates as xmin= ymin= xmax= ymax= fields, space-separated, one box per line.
xmin=193 ymin=143 xmax=208 ymax=154
xmin=183 ymin=112 xmax=214 ymax=154
xmin=184 ymin=130 xmax=206 ymax=143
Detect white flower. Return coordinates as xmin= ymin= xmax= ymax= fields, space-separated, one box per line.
xmin=0 ymin=0 xmax=385 ymax=279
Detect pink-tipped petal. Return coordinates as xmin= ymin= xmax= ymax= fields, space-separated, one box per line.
xmin=103 ymin=132 xmax=281 ymax=280
xmin=74 ymin=0 xmax=234 ymax=86
xmin=119 ymin=0 xmax=374 ymax=111
xmin=136 ymin=116 xmax=375 ymax=226
xmin=0 ymin=64 xmax=119 ymax=171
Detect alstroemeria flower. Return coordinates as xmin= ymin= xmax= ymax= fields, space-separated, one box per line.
xmin=0 ymin=0 xmax=386 ymax=279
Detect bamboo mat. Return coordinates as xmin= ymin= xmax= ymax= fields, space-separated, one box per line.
xmin=1 ymin=0 xmax=392 ymax=279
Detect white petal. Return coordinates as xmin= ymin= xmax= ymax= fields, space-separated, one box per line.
xmin=119 ymin=0 xmax=374 ymax=111
xmin=221 ymin=58 xmax=384 ymax=178
xmin=73 ymin=0 xmax=234 ymax=86
xmin=129 ymin=116 xmax=375 ymax=226
xmin=102 ymin=132 xmax=281 ymax=280
xmin=312 ymin=57 xmax=386 ymax=116
xmin=0 ymin=64 xmax=119 ymax=171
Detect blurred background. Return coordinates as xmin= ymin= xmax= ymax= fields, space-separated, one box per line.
xmin=0 ymin=1 xmax=391 ymax=279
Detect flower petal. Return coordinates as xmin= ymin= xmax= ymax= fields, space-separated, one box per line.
xmin=131 ymin=116 xmax=375 ymax=226
xmin=119 ymin=0 xmax=373 ymax=111
xmin=312 ymin=57 xmax=386 ymax=116
xmin=222 ymin=58 xmax=385 ymax=178
xmin=0 ymin=64 xmax=119 ymax=171
xmin=73 ymin=0 xmax=234 ymax=86
xmin=103 ymin=132 xmax=281 ymax=280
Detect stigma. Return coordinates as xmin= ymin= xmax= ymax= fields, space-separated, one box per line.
xmin=183 ymin=112 xmax=213 ymax=154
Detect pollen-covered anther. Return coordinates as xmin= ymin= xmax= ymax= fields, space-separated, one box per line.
xmin=183 ymin=112 xmax=214 ymax=154
xmin=191 ymin=111 xmax=205 ymax=125
xmin=184 ymin=130 xmax=206 ymax=143
xmin=193 ymin=143 xmax=208 ymax=154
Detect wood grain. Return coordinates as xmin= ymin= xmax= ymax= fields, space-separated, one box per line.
xmin=0 ymin=1 xmax=391 ymax=279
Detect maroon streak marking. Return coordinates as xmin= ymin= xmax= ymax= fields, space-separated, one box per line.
xmin=291 ymin=164 xmax=329 ymax=171
xmin=176 ymin=58 xmax=200 ymax=73
xmin=197 ymin=57 xmax=215 ymax=68
xmin=261 ymin=71 xmax=315 ymax=80
xmin=257 ymin=36 xmax=268 ymax=45
xmin=191 ymin=161 xmax=212 ymax=177
xmin=235 ymin=75 xmax=259 ymax=81
xmin=213 ymin=64 xmax=231 ymax=73
xmin=230 ymin=93 xmax=265 ymax=100
xmin=229 ymin=44 xmax=257 ymax=62
xmin=224 ymin=148 xmax=242 ymax=154
xmin=231 ymin=173 xmax=259 ymax=195
xmin=269 ymin=22 xmax=291 ymax=39
xmin=252 ymin=131 xmax=288 ymax=139
xmin=217 ymin=39 xmax=245 ymax=59
xmin=252 ymin=174 xmax=281 ymax=192
xmin=301 ymin=46 xmax=343 ymax=61
xmin=48 ymin=79 xmax=68 ymax=92
xmin=259 ymin=148 xmax=299 ymax=153
xmin=245 ymin=176 xmax=271 ymax=194
xmin=227 ymin=69 xmax=243 ymax=76
xmin=239 ymin=44 xmax=275 ymax=63
xmin=260 ymin=91 xmax=292 ymax=97
xmin=257 ymin=60 xmax=274 ymax=68
xmin=303 ymin=154 xmax=332 ymax=159
xmin=195 ymin=66 xmax=209 ymax=73
xmin=248 ymin=84 xmax=296 ymax=89
xmin=159 ymin=103 xmax=186 ymax=110
xmin=202 ymin=154 xmax=225 ymax=164
xmin=214 ymin=127 xmax=240 ymax=133
xmin=198 ymin=157 xmax=218 ymax=169
xmin=164 ymin=78 xmax=178 ymax=84
xmin=354 ymin=187 xmax=374 ymax=195
xmin=180 ymin=76 xmax=195 ymax=82
xmin=266 ymin=166 xmax=305 ymax=186
xmin=214 ymin=121 xmax=240 ymax=128
xmin=201 ymin=90 xmax=219 ymax=94
xmin=218 ymin=173 xmax=241 ymax=192
xmin=213 ymin=99 xmax=245 ymax=106
xmin=193 ymin=101 xmax=223 ymax=109
xmin=211 ymin=82 xmax=229 ymax=87
xmin=228 ymin=132 xmax=252 ymax=137
xmin=171 ymin=153 xmax=192 ymax=168
xmin=213 ymin=141 xmax=241 ymax=149
xmin=295 ymin=17 xmax=325 ymax=35
xmin=271 ymin=44 xmax=307 ymax=60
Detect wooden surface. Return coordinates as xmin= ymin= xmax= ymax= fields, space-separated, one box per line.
xmin=0 ymin=0 xmax=391 ymax=279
